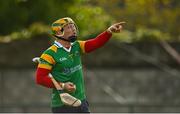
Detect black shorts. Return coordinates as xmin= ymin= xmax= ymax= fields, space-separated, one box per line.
xmin=52 ymin=99 xmax=90 ymax=113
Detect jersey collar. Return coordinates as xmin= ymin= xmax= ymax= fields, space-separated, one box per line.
xmin=54 ymin=40 xmax=74 ymax=52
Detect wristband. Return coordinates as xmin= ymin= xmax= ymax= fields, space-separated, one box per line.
xmin=61 ymin=83 xmax=65 ymax=89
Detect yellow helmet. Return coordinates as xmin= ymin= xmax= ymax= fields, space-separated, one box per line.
xmin=51 ymin=17 xmax=76 ymax=36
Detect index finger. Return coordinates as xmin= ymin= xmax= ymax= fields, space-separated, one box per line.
xmin=116 ymin=22 xmax=126 ymax=25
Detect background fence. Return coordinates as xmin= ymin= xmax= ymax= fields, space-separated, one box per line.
xmin=0 ymin=68 xmax=180 ymax=113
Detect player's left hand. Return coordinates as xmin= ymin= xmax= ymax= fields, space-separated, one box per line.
xmin=107 ymin=22 xmax=126 ymax=34
xmin=64 ymin=82 xmax=76 ymax=93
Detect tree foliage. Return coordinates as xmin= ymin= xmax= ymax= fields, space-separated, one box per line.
xmin=0 ymin=0 xmax=112 ymax=41
xmin=68 ymin=5 xmax=113 ymax=38
xmin=89 ymin=0 xmax=180 ymax=41
xmin=0 ymin=0 xmax=179 ymax=42
xmin=0 ymin=0 xmax=78 ymax=35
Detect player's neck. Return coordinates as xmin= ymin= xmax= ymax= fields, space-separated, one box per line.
xmin=57 ymin=39 xmax=71 ymax=49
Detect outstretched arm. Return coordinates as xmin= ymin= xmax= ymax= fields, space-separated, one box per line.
xmin=83 ymin=22 xmax=125 ymax=53
xmin=84 ymin=31 xmax=112 ymax=53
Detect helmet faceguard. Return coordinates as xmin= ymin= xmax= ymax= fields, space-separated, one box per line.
xmin=51 ymin=17 xmax=78 ymax=42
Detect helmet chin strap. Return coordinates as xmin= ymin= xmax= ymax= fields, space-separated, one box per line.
xmin=54 ymin=35 xmax=77 ymax=43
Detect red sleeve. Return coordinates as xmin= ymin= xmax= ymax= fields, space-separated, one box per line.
xmin=84 ymin=31 xmax=112 ymax=53
xmin=36 ymin=68 xmax=55 ymax=88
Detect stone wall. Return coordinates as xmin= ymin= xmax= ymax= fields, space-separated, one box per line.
xmin=0 ymin=36 xmax=179 ymax=68
xmin=0 ymin=36 xmax=180 ymax=112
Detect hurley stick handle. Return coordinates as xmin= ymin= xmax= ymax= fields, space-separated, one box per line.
xmin=49 ymin=73 xmax=63 ymax=90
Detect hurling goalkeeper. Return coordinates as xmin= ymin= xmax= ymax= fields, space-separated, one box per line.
xmin=35 ymin=17 xmax=125 ymax=113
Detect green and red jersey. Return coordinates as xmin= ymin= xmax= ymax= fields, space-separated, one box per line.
xmin=36 ymin=31 xmax=112 ymax=107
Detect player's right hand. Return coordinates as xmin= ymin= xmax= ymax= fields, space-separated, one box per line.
xmin=107 ymin=22 xmax=126 ymax=34
xmin=63 ymin=82 xmax=76 ymax=93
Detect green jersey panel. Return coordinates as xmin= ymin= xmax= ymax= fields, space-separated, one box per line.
xmin=41 ymin=41 xmax=86 ymax=107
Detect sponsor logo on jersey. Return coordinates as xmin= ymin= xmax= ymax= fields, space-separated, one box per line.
xmin=62 ymin=64 xmax=82 ymax=75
